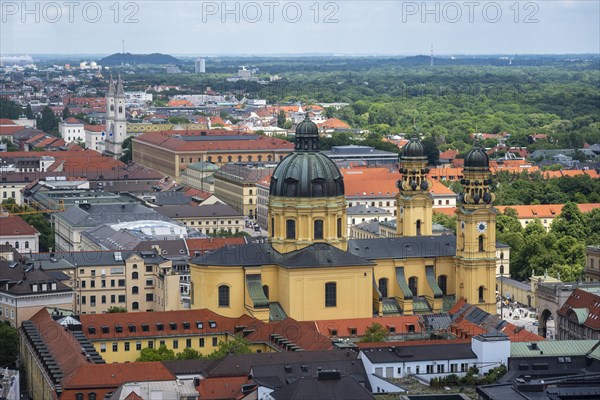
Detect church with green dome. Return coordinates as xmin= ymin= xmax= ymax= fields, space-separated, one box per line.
xmin=189 ymin=119 xmax=500 ymax=322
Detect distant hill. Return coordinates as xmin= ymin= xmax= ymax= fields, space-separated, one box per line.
xmin=99 ymin=52 xmax=180 ymax=66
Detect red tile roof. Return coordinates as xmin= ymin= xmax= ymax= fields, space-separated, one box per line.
xmin=28 ymin=309 xmax=89 ymax=391
xmin=0 ymin=118 xmax=17 ymax=125
xmin=496 ymin=203 xmax=600 ymax=219
xmin=244 ymin=318 xmax=332 ymax=351
xmin=134 ymin=131 xmax=294 ymax=153
xmin=317 ymin=118 xmax=350 ymax=129
xmin=439 ymin=149 xmax=459 ymax=160
xmin=80 ymin=309 xmax=252 ymax=340
xmin=341 ymin=167 xmax=455 ymax=197
xmin=63 ymin=117 xmax=83 ymax=124
xmin=0 ymin=125 xmax=25 ymax=136
xmin=315 ymin=316 xmax=421 ymax=338
xmin=186 ymin=237 xmax=247 ymax=256
xmin=0 ymin=215 xmax=39 ymax=237
xmin=197 ymin=376 xmax=250 ymax=400
xmin=557 ymin=288 xmax=600 ymax=330
xmin=61 ymin=363 xmax=175 ymax=399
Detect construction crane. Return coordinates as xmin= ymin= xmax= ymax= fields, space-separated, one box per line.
xmin=0 ymin=200 xmax=65 ymax=216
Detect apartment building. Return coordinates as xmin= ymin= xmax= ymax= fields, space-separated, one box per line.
xmin=31 ymin=250 xmax=181 ymax=314
xmin=155 ymin=203 xmax=245 ymax=235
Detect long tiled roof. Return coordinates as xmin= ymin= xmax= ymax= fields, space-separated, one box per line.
xmin=360 ymin=342 xmax=476 ymax=363
xmin=193 ymin=242 xmax=374 ymax=268
xmin=348 ymin=236 xmax=457 ymax=260
xmin=134 ymin=131 xmax=294 ymax=152
xmin=510 ymin=340 xmax=598 ymax=358
xmin=156 ymin=203 xmax=242 ymax=219
xmin=314 ymin=315 xmax=421 ymax=337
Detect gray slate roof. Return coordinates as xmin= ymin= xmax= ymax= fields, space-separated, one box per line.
xmin=348 ymin=236 xmax=457 ymax=260
xmin=361 ymin=343 xmax=476 ymax=363
xmin=0 ymin=260 xmax=72 ymax=295
xmin=192 ymin=243 xmax=374 ymax=268
xmin=56 ymin=203 xmax=170 ymax=227
xmin=156 ymin=203 xmax=242 ymax=219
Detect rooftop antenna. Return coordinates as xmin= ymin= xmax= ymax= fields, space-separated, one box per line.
xmin=122 ymin=38 xmax=125 ymax=54
xmin=430 ymin=43 xmax=434 ymax=67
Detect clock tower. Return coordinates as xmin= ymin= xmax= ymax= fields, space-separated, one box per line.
xmin=455 ymin=146 xmax=497 ymax=314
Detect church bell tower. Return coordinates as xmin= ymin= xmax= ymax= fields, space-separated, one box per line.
xmin=455 ymin=147 xmax=498 ymax=314
xmin=396 ymin=137 xmax=433 ymax=236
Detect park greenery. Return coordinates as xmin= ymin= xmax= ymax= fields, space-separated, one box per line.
xmin=136 ymin=336 xmax=251 ymax=362
xmin=497 ymin=202 xmax=600 ymax=282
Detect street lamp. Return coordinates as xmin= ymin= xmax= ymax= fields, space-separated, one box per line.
xmin=500 ymin=251 xmax=505 ymax=320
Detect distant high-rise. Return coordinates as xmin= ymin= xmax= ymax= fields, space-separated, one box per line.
xmin=195 ymin=58 xmax=206 ymax=74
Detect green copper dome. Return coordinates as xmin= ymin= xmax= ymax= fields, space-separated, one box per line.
xmin=269 ymin=115 xmax=344 ymax=197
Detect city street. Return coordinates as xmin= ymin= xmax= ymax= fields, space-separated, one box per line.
xmin=497 ymin=302 xmax=545 ymax=336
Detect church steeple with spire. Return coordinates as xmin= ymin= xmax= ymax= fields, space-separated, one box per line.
xmin=104 ymin=74 xmax=128 ymax=158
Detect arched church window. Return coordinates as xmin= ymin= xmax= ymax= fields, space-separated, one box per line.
xmin=408 ymin=277 xmax=418 ymax=296
xmin=379 ymin=278 xmax=388 ymax=298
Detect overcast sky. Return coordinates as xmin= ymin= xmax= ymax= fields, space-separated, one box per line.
xmin=1 ymin=1 xmax=598 ymax=55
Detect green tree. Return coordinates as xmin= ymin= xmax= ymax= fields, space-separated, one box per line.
xmin=360 ymin=322 xmax=388 ymax=343
xmin=25 ymin=103 xmax=34 ymax=119
xmin=0 ymin=322 xmax=19 ymax=368
xmin=38 ymin=106 xmax=59 ymax=135
xmin=168 ymin=116 xmax=190 ymax=124
xmin=0 ymin=99 xmax=22 ymax=119
xmin=176 ymin=347 xmax=202 ymax=360
xmin=120 ymin=136 xmax=133 ymax=163
xmin=208 ymin=336 xmax=251 ymax=359
xmin=136 ymin=345 xmax=176 ymax=361
xmin=62 ymin=107 xmax=71 ymax=120
xmin=551 ymin=202 xmax=587 ymax=241
xmin=106 ymin=306 xmax=127 ymax=313
xmin=422 ymin=136 xmax=440 ymax=165
xmin=277 ymin=110 xmax=286 ymax=128
xmin=432 ymin=212 xmax=457 ymax=233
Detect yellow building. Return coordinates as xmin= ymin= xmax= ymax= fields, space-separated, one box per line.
xmin=190 ymin=120 xmax=500 ymax=322
xmin=78 ymin=308 xmax=331 ymax=363
xmin=32 ymin=250 xmax=181 ymax=314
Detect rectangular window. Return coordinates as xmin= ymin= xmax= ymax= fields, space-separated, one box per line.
xmin=111 ymin=295 xmax=115 ymax=303
xmin=90 ymin=295 xmax=96 ymax=306
xmin=212 ymin=337 xmax=218 ymax=347
xmin=160 ymin=340 xmax=165 ymax=347
xmin=118 ymin=279 xmax=126 ymax=287
xmin=186 ymin=338 xmax=192 ymax=348
xmin=90 ymin=280 xmax=95 ymax=288
xmin=101 ymin=295 xmax=106 ymax=304
xmin=325 ymin=282 xmax=337 ymax=307
xmin=146 ymin=265 xmax=153 ymax=273
xmin=100 ymin=343 xmax=106 ymax=353
xmin=112 ymin=343 xmax=118 ymax=352
xmin=173 ymin=340 xmax=179 ymax=349
xmin=136 ymin=341 xmax=142 ymax=350
xmin=110 ymin=279 xmax=115 ymax=288
xmin=314 ymin=220 xmax=324 ymax=240
xmin=146 ymin=293 xmax=154 ymax=302
xmin=199 ymin=338 xmax=205 ymax=347
xmin=148 ymin=341 xmax=153 ymax=349
xmin=81 ymin=296 xmax=86 ymax=304
xmin=101 ymin=279 xmax=106 ymax=288
xmin=286 ymin=219 xmax=296 ymax=239
xmin=81 ymin=280 xmax=86 ymax=288
xmin=124 ymin=342 xmax=130 ymax=351
xmin=426 ymin=365 xmax=433 ymax=374
xmin=118 ymin=295 xmax=125 ymax=303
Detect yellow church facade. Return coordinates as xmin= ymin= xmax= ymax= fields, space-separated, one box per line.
xmin=190 ymin=122 xmax=499 ymax=322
